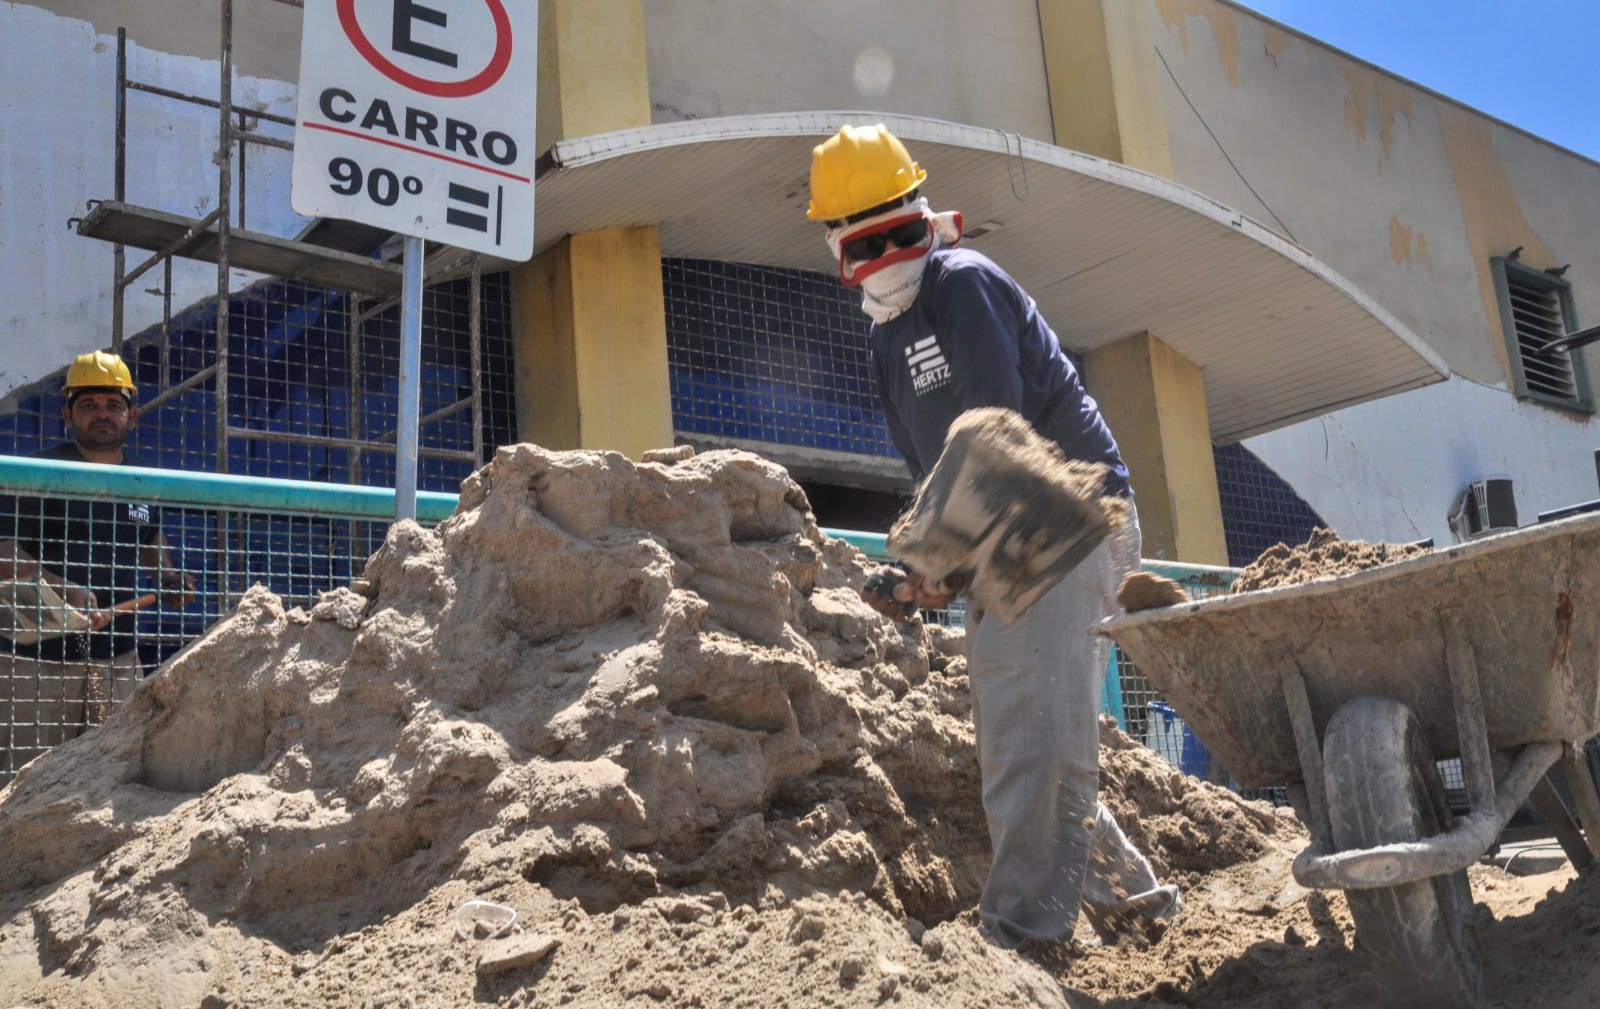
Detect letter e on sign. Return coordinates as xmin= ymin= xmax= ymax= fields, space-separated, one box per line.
xmin=291 ymin=0 xmax=537 ymax=260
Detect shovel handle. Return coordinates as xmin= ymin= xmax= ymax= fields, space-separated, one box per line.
xmin=112 ymin=592 xmax=160 ymax=613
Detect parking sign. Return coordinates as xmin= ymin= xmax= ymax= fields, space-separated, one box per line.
xmin=291 ymin=0 xmax=537 ymax=260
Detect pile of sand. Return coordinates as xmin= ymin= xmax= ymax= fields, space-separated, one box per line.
xmin=0 ymin=445 xmax=1592 ymax=1009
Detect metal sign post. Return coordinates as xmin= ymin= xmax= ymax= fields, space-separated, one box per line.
xmin=396 ymin=235 xmax=424 ymax=521
xmin=290 ymin=0 xmax=537 ymax=518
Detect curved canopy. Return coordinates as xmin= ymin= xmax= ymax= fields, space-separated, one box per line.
xmin=531 ymin=112 xmax=1448 ymax=444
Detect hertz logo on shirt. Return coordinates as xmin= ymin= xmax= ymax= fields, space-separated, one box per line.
xmin=905 ymin=336 xmax=951 ymax=394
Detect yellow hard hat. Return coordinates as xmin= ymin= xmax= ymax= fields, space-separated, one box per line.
xmin=806 ymin=124 xmax=927 ymax=222
xmin=63 ymin=350 xmax=137 ymax=399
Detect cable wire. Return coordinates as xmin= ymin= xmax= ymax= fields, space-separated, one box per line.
xmin=1153 ymin=44 xmax=1296 ymax=242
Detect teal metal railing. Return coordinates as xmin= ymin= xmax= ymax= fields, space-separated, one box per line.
xmin=0 ymin=457 xmax=458 ymax=523
xmin=0 ymin=461 xmax=1238 ymax=783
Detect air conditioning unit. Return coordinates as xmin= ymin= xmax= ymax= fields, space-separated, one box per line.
xmin=1448 ymin=479 xmax=1518 ymax=541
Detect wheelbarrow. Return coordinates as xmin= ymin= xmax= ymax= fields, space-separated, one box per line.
xmin=1096 ymin=511 xmax=1600 ymax=1009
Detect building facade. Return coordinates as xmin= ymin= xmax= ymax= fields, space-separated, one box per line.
xmin=3 ymin=0 xmax=1597 ymax=561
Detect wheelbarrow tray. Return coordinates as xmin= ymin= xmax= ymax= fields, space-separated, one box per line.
xmin=1098 ymin=511 xmax=1600 ymax=789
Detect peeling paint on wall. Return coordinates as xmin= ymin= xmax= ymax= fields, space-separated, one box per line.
xmin=1154 ymin=0 xmax=1242 ymax=86
xmin=1263 ymin=25 xmax=1294 ymax=62
xmin=1333 ymin=62 xmax=1415 ymax=164
xmin=1388 ymin=217 xmax=1413 ymax=265
xmin=1385 ymin=217 xmax=1428 ymax=265
xmin=1435 ymin=104 xmax=1559 ymax=380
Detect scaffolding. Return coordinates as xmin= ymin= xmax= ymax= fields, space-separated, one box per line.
xmin=69 ymin=0 xmax=502 ymax=479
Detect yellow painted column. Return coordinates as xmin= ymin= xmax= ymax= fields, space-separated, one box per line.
xmin=1085 ymin=333 xmax=1228 ymax=564
xmin=536 ymin=0 xmax=652 ymax=153
xmin=511 ymin=228 xmax=673 ymax=458
xmin=510 ymin=0 xmax=672 ymax=456
xmin=1037 ymin=0 xmax=1174 ymax=177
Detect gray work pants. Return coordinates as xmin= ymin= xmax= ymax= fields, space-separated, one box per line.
xmin=966 ymin=510 xmax=1176 ymax=944
xmin=1 ymin=649 xmax=141 ymax=778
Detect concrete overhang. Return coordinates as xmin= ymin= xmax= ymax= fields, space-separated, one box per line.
xmin=532 ymin=111 xmax=1449 ymax=444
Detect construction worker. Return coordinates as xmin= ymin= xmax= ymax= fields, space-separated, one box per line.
xmin=0 ymin=350 xmax=195 ymax=779
xmin=807 ymin=124 xmax=1180 ymax=947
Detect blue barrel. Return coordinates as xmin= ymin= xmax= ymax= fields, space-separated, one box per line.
xmin=1145 ymin=700 xmax=1212 ymax=779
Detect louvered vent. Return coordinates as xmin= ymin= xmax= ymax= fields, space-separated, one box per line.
xmin=1494 ymin=255 xmax=1592 ymax=413
xmin=1506 ymin=273 xmax=1579 ymax=400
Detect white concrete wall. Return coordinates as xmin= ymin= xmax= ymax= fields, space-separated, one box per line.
xmin=1248 ymin=377 xmax=1599 ymax=544
xmin=1146 ymin=0 xmax=1600 ymax=543
xmin=17 ymin=0 xmax=302 ymax=81
xmin=0 ymin=1 xmax=303 ymax=394
xmin=641 ymin=0 xmax=1055 ymax=140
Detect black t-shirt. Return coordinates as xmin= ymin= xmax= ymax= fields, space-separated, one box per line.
xmin=0 ymin=443 xmax=162 ymax=661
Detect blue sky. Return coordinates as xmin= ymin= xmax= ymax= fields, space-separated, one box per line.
xmin=1234 ymin=1 xmax=1600 ymax=162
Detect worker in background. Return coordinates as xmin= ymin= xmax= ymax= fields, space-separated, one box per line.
xmin=807 ymin=124 xmax=1180 ymax=947
xmin=0 ymin=350 xmax=196 ymax=778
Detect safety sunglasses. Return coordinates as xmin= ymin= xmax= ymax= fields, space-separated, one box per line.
xmin=841 ymin=216 xmax=929 ymax=263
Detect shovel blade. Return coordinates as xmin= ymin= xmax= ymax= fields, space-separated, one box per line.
xmin=889 ymin=408 xmax=1122 ymax=622
xmin=0 ymin=579 xmax=92 ymax=644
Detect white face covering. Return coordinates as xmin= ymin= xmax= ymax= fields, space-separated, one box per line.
xmin=858 ymin=258 xmax=928 ymax=323
xmin=825 ymin=197 xmax=963 ymax=323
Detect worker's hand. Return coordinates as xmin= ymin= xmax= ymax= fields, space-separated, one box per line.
xmin=862 ymin=565 xmax=956 ymax=621
xmin=902 ymin=569 xmax=956 ymax=611
xmin=159 ymin=568 xmax=198 ymax=610
xmin=861 ymin=565 xmax=915 ymax=620
xmin=60 ymin=583 xmax=111 ymax=629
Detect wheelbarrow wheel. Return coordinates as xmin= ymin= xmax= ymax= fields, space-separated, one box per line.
xmin=1324 ymin=695 xmax=1485 ymax=1009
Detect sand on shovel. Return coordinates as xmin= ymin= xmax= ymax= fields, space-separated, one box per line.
xmin=888 ymin=407 xmax=1127 ymax=622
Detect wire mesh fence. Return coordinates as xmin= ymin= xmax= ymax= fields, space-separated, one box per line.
xmin=0 ymin=456 xmax=1484 ymax=818
xmin=664 ymin=260 xmax=890 ymax=458
xmin=0 ymin=458 xmax=454 ymax=783
xmin=1104 ymin=561 xmax=1239 ymax=780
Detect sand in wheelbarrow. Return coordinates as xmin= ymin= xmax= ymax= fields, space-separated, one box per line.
xmin=1232 ymin=526 xmax=1433 ymax=593
xmin=0 ymin=444 xmax=1592 ymax=1009
xmin=1115 ymin=526 xmax=1431 ymax=611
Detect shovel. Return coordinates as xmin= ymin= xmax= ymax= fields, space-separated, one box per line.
xmin=1 ymin=580 xmax=160 ymax=644
xmin=887 ymin=407 xmax=1128 ymax=623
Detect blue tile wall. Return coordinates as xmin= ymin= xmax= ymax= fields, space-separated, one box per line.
xmin=663 ymin=259 xmax=897 ymax=458
xmin=1213 ymin=441 xmax=1327 ymax=567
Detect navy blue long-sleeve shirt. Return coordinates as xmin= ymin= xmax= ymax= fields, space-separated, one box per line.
xmin=869 ymin=247 xmax=1131 ymax=496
